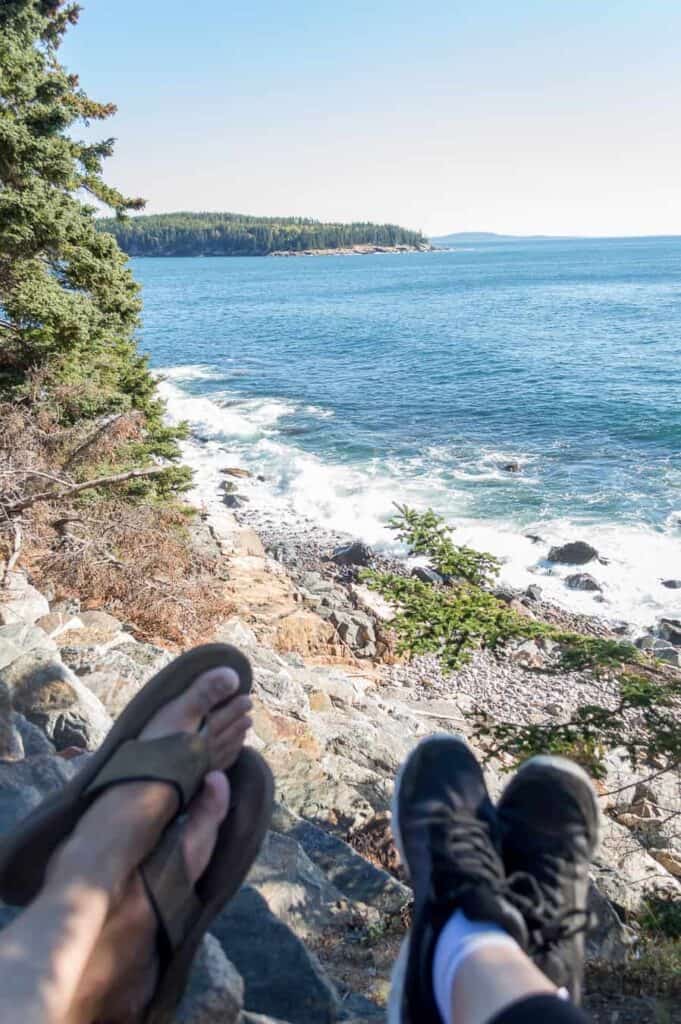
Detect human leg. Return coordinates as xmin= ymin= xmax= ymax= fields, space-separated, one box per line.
xmin=0 ymin=664 xmax=251 ymax=1024
xmin=388 ymin=735 xmax=597 ymax=1024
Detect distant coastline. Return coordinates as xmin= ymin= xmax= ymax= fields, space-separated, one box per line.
xmin=98 ymin=211 xmax=428 ymax=258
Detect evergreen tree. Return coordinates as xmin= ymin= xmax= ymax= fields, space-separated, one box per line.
xmin=0 ymin=0 xmax=184 ymax=476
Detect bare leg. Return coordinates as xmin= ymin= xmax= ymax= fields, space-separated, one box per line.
xmin=448 ymin=942 xmax=556 ymax=1024
xmin=0 ymin=666 xmax=252 ymax=1024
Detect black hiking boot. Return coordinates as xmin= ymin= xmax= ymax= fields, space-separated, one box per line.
xmin=497 ymin=755 xmax=600 ymax=1004
xmin=389 ymin=735 xmax=528 ymax=1024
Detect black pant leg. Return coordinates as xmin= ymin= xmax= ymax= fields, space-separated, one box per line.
xmin=489 ymin=993 xmax=591 ymax=1024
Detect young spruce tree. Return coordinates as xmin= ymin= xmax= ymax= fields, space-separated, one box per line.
xmin=0 ymin=0 xmax=186 ymax=482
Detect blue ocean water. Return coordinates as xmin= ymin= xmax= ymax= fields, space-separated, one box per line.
xmin=135 ymin=237 xmax=681 ymax=629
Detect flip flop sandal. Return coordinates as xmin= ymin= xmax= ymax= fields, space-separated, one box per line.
xmin=140 ymin=747 xmax=273 ymax=1024
xmin=0 ymin=643 xmax=253 ymax=906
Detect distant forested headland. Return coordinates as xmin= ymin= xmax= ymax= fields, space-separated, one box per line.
xmin=97 ymin=212 xmax=429 ymax=257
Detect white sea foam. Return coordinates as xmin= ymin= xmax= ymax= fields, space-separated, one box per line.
xmin=158 ymin=380 xmax=296 ymax=439
xmin=157 ymin=364 xmax=224 ymax=382
xmin=162 ymin=379 xmax=681 ymax=634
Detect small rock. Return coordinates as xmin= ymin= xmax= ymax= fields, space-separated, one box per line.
xmin=565 ymin=573 xmax=602 ymax=593
xmin=509 ymin=640 xmax=545 ymax=669
xmin=544 ymin=702 xmax=564 ymax=717
xmin=35 ymin=612 xmax=83 ymax=638
xmin=223 ymin=494 xmax=245 ymax=509
xmin=501 ymin=461 xmax=520 ymax=472
xmin=349 ymin=583 xmax=395 ymax=623
xmin=649 ymin=849 xmax=681 ymax=878
xmin=524 ymin=584 xmax=543 ymax=602
xmin=509 ymin=599 xmax=535 ymax=619
xmin=76 ymin=610 xmax=123 ymax=635
xmin=661 ymin=579 xmax=681 ymax=589
xmin=221 ymin=467 xmax=252 ymax=478
xmin=411 ymin=566 xmax=444 ymax=584
xmin=548 ymin=541 xmax=599 ymax=565
xmin=525 ymin=534 xmax=544 ymax=544
xmin=656 ymin=647 xmax=681 ymax=667
xmin=330 ymin=541 xmax=373 ymax=567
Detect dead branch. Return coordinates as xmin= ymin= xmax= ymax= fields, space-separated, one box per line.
xmin=5 ymin=466 xmax=167 ymax=514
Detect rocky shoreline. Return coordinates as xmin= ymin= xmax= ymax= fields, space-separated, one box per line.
xmin=270 ymin=243 xmax=434 ymax=257
xmin=0 ymin=451 xmax=680 ymax=1022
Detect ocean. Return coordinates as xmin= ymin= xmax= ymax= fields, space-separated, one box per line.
xmin=134 ymin=237 xmax=681 ymax=633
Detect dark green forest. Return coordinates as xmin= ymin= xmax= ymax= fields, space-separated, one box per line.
xmin=98 ymin=212 xmax=427 ymax=256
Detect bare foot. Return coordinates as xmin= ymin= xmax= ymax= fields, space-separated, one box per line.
xmin=48 ymin=666 xmax=253 ymax=903
xmin=67 ymin=772 xmax=233 ymax=1024
xmin=0 ymin=664 xmax=252 ymax=1024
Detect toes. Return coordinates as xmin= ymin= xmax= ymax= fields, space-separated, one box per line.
xmin=183 ymin=667 xmax=240 ymax=722
xmin=208 ymin=694 xmax=253 ymax=736
xmin=182 ymin=772 xmax=230 ymax=884
xmin=212 ymin=717 xmax=252 ymax=770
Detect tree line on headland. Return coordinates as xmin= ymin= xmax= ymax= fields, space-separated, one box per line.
xmin=97 ymin=212 xmax=427 ymax=256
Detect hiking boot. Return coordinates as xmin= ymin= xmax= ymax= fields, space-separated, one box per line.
xmin=389 ymin=735 xmax=528 ymax=1024
xmin=497 ymin=755 xmax=600 ymax=1004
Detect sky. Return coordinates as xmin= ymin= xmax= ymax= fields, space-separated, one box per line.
xmin=60 ymin=1 xmax=681 ymax=237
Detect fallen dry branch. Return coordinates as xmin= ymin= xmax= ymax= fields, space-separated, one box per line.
xmin=5 ymin=466 xmax=166 ymax=514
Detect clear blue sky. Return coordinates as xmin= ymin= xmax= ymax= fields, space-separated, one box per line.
xmin=61 ymin=1 xmax=681 ymax=236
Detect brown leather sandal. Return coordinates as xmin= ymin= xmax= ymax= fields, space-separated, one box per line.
xmin=0 ymin=643 xmax=253 ymax=906
xmin=140 ymin=748 xmax=273 ymax=1024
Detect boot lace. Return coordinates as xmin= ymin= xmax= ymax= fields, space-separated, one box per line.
xmin=505 ymin=851 xmax=594 ymax=954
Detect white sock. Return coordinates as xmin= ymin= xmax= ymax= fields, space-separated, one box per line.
xmin=432 ymin=910 xmax=519 ymax=1024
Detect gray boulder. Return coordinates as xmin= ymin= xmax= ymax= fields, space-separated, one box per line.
xmin=328 ymin=611 xmax=376 ymax=656
xmin=175 ymin=934 xmax=243 ymax=1024
xmin=211 ymin=886 xmax=341 ymax=1024
xmin=1 ymin=655 xmax=112 ymax=750
xmin=0 ymin=755 xmax=78 ymax=838
xmin=658 ymin=618 xmax=681 ymax=646
xmin=330 ymin=542 xmax=373 ymax=568
xmin=0 ymin=710 xmax=24 ymax=762
xmin=661 ymin=579 xmax=681 ymax=589
xmin=61 ymin=641 xmax=169 ymax=719
xmin=548 ymin=541 xmax=599 ymax=565
xmin=0 ymin=573 xmax=49 ymax=627
xmin=565 ymin=573 xmax=602 ymax=593
xmin=524 ymin=584 xmax=543 ymax=602
xmin=586 ymin=882 xmax=634 ymax=962
xmin=12 ymin=711 xmax=55 ymax=757
xmin=271 ymin=804 xmax=410 ymax=916
xmin=0 ymin=623 xmax=57 ymax=671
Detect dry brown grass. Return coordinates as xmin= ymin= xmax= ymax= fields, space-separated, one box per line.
xmin=0 ymin=395 xmax=233 ymax=646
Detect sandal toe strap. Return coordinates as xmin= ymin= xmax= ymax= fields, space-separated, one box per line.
xmin=84 ymin=733 xmax=210 ymax=812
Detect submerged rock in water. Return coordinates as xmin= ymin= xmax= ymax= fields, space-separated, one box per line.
xmin=661 ymin=579 xmax=681 ymax=589
xmin=548 ymin=541 xmax=599 ymax=565
xmin=501 ymin=461 xmax=520 ymax=472
xmin=565 ymin=573 xmax=602 ymax=593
